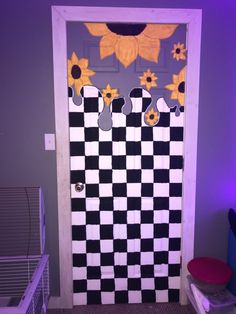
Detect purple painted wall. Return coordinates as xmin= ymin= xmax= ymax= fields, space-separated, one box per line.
xmin=0 ymin=0 xmax=236 ymax=296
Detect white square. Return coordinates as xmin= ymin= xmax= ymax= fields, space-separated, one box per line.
xmin=153 ymin=127 xmax=170 ymax=141
xmin=131 ymin=98 xmax=143 ymax=112
xmin=113 ymin=197 xmax=127 ymax=211
xmin=99 ymin=128 xmax=112 ymax=141
xmin=71 ymin=184 xmax=85 ymax=198
xmin=169 ymin=223 xmax=182 ymax=238
xmin=73 ymin=267 xmax=86 ymax=280
xmin=86 ymin=199 xmax=99 ymax=211
xmin=141 ymin=224 xmax=153 ymax=238
xmin=73 ymin=292 xmax=87 ymax=305
xmin=86 ymin=225 xmax=100 ymax=239
xmin=153 ymin=210 xmax=169 ymax=224
xmin=157 ymin=97 xmax=169 ymax=112
xmin=115 ymin=278 xmax=127 ymax=291
xmin=113 ymin=224 xmax=127 ymax=239
xmin=70 ymin=127 xmax=84 ymax=142
xmin=141 ymin=197 xmax=153 ymax=211
xmin=72 ymin=212 xmax=86 ymax=225
xmin=99 ymin=183 xmax=113 ymax=197
xmin=85 ymin=142 xmax=99 ymax=156
xmin=154 ymin=264 xmax=168 ymax=277
xmin=112 ymin=112 xmax=126 ymax=127
xmin=100 ymin=211 xmax=113 ymax=224
xmin=169 ymin=197 xmax=182 ymax=210
xmin=126 ymin=155 xmax=141 ymax=169
xmin=87 ymin=279 xmax=101 ymax=290
xmin=170 ymin=111 xmax=184 ymax=127
xmin=113 ymin=170 xmax=127 ymax=183
xmin=170 ymin=141 xmax=183 ymax=155
xmin=101 ymin=292 xmax=115 ymax=305
xmin=141 ymin=278 xmax=155 ymax=289
xmin=153 ymin=155 xmax=169 ymax=169
xmin=115 ymin=252 xmax=127 ymax=265
xmin=127 ymin=183 xmax=141 ymax=197
xmin=126 ymin=127 xmax=141 ymax=141
xmin=141 ymin=252 xmax=154 ymax=265
xmin=127 ymin=239 xmax=140 ymax=252
xmin=70 ymin=156 xmax=85 ymax=170
xmin=155 ymin=290 xmax=168 ymax=302
xmin=141 ymin=170 xmax=154 ymax=183
xmin=87 ymin=253 xmax=101 ymax=266
xmin=100 ymin=240 xmax=114 ymax=253
xmin=168 ymin=251 xmax=181 ymax=264
xmin=169 ymin=276 xmax=181 ymax=289
xmin=154 ymin=183 xmax=169 ymax=197
xmin=99 ymin=156 xmax=112 ymax=169
xmin=128 ymin=291 xmax=142 ymax=303
xmin=69 ymin=98 xmax=84 ymax=113
xmin=127 ymin=210 xmax=141 ymax=224
xmin=85 ymin=170 xmax=99 ymax=184
xmin=112 ymin=142 xmax=126 ymax=155
xmin=84 ymin=113 xmax=98 ymax=127
xmin=72 ymin=240 xmax=86 ymax=254
xmin=170 ymin=169 xmax=183 ymax=183
xmin=83 ymin=85 xmax=100 ymax=97
xmin=100 ymin=266 xmax=114 ymax=277
xmin=154 ymin=238 xmax=169 ymax=251
xmin=141 ymin=142 xmax=153 ymax=155
xmin=128 ymin=265 xmax=141 ymax=277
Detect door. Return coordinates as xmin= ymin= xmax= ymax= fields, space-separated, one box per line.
xmin=51 ymin=6 xmax=201 ymax=308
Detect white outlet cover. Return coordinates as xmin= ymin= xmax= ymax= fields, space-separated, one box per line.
xmin=44 ymin=133 xmax=55 ymax=151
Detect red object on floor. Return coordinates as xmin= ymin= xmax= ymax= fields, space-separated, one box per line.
xmin=187 ymin=257 xmax=233 ymax=285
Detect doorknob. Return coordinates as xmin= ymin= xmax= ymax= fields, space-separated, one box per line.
xmin=75 ymin=182 xmax=84 ymax=192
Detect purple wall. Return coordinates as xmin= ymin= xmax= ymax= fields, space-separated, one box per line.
xmin=0 ymin=0 xmax=236 ymax=296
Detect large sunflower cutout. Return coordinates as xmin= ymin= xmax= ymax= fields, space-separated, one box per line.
xmin=165 ymin=66 xmax=186 ymax=106
xmin=68 ymin=52 xmax=95 ymax=96
xmin=84 ymin=23 xmax=178 ymax=68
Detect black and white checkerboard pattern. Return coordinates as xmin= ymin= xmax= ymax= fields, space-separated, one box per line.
xmin=69 ymin=86 xmax=184 ymax=305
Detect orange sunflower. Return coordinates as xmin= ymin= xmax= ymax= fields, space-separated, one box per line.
xmin=102 ymin=84 xmax=120 ymax=106
xmin=84 ymin=23 xmax=178 ymax=68
xmin=68 ymin=52 xmax=95 ymax=96
xmin=139 ymin=69 xmax=158 ymax=90
xmin=171 ymin=42 xmax=186 ymax=61
xmin=165 ymin=66 xmax=186 ymax=106
xmin=145 ymin=108 xmax=159 ymax=126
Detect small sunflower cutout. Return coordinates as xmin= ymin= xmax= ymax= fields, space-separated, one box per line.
xmin=139 ymin=69 xmax=158 ymax=91
xmin=171 ymin=42 xmax=186 ymax=61
xmin=145 ymin=108 xmax=159 ymax=126
xmin=165 ymin=66 xmax=186 ymax=106
xmin=102 ymin=84 xmax=120 ymax=106
xmin=84 ymin=23 xmax=178 ymax=68
xmin=68 ymin=52 xmax=95 ymax=96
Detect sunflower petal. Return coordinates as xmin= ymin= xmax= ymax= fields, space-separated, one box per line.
xmin=71 ymin=52 xmax=79 ymax=64
xmin=115 ymin=36 xmax=138 ymax=68
xmin=138 ymin=34 xmax=160 ymax=63
xmin=165 ymin=83 xmax=175 ymax=91
xmin=78 ymin=58 xmax=88 ymax=69
xmin=74 ymin=79 xmax=83 ymax=96
xmin=171 ymin=90 xmax=178 ymax=99
xmin=84 ymin=23 xmax=109 ymax=36
xmin=178 ymin=93 xmax=185 ymax=106
xmin=100 ymin=33 xmax=117 ymax=59
xmin=82 ymin=68 xmax=96 ymax=77
xmin=81 ymin=76 xmax=92 ymax=86
xmin=68 ymin=76 xmax=74 ymax=87
xmin=143 ymin=24 xmax=178 ymax=39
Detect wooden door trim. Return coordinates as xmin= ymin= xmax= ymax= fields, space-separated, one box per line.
xmin=51 ymin=6 xmax=202 ymax=308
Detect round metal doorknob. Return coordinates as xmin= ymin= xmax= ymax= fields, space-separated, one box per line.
xmin=75 ymin=182 xmax=84 ymax=192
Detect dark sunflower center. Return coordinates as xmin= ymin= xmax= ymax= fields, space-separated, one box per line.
xmin=176 ymin=48 xmax=181 ymax=54
xmin=106 ymin=23 xmax=147 ymax=36
xmin=106 ymin=93 xmax=112 ymax=98
xmin=178 ymin=81 xmax=185 ymax=93
xmin=146 ymin=77 xmax=152 ymax=83
xmin=149 ymin=114 xmax=155 ymax=120
xmin=71 ymin=65 xmax=81 ymax=79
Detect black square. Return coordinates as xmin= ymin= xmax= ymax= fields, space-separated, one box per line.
xmin=154 ymin=223 xmax=169 ymax=238
xmin=141 ymin=183 xmax=153 ymax=196
xmin=155 ymin=277 xmax=168 ymax=290
xmin=111 ymin=98 xmax=124 ymax=112
xmin=99 ymin=170 xmax=112 ymax=183
xmin=130 ymin=88 xmax=143 ymax=98
xmin=86 ymin=184 xmax=99 ymax=197
xmin=128 ymin=278 xmax=141 ymax=290
xmin=101 ymin=253 xmax=114 ymax=266
xmin=71 ymin=198 xmax=86 ymax=211
xmin=169 ymin=289 xmax=179 ymax=302
xmin=141 ymin=210 xmax=153 ymax=223
xmin=141 ymin=239 xmax=153 ymax=251
xmin=141 ymin=127 xmax=153 ymax=141
xmin=84 ymin=98 xmax=99 ymax=112
xmin=87 ymin=291 xmax=101 ymax=305
xmin=169 ymin=238 xmax=181 ymax=251
xmin=99 ymin=197 xmax=114 ymax=211
xmin=86 ymin=240 xmax=100 ymax=253
xmin=114 ymin=266 xmax=128 ymax=278
xmin=169 ymin=210 xmax=181 ymax=223
xmin=85 ymin=127 xmax=99 ymax=141
xmin=72 ymin=225 xmax=86 ymax=241
xmin=69 ymin=112 xmax=84 ymax=127
xmin=71 ymin=170 xmax=85 ymax=184
xmin=100 ymin=225 xmax=113 ymax=239
xmin=154 ymin=197 xmax=169 ymax=210
xmin=99 ymin=142 xmax=112 ymax=155
xmin=87 ymin=266 xmax=101 ymax=279
xmin=170 ymin=183 xmax=182 ymax=197
xmin=86 ymin=212 xmax=100 ymax=225
xmin=154 ymin=251 xmax=168 ymax=264
xmin=127 ymin=224 xmax=140 ymax=239
xmin=153 ymin=142 xmax=169 ymax=155
xmin=127 ymin=252 xmax=140 ymax=265
xmin=113 ymin=183 xmax=127 ymax=197
xmin=127 ymin=170 xmax=141 ymax=183
xmin=126 ymin=113 xmax=142 ymax=127
xmin=170 ymin=127 xmax=184 ymax=141
xmin=127 ymin=197 xmax=141 ymax=210
xmin=73 ymin=253 xmax=86 ymax=267
xmin=126 ymin=142 xmax=141 ymax=155
xmin=169 ymin=264 xmax=180 ymax=276
xmin=141 ymin=265 xmax=154 ymax=277
xmin=115 ymin=291 xmax=128 ymax=304
xmin=101 ymin=279 xmax=115 ymax=291
xmin=113 ymin=211 xmax=127 ymax=224
xmin=142 ymin=98 xmax=152 ymax=112
xmin=154 ymin=169 xmax=169 ymax=183
xmin=141 ymin=156 xmax=153 ymax=169
xmin=114 ymin=239 xmax=127 ymax=252
xmin=73 ymin=279 xmax=87 ymax=293
xmin=158 ymin=112 xmax=170 ymax=127
xmin=85 ymin=156 xmax=99 ymax=169
xmin=170 ymin=156 xmax=183 ymax=169
xmin=70 ymin=142 xmax=85 ymax=156
xmin=112 ymin=156 xmax=126 ymax=169
xmin=112 ymin=127 xmax=126 ymax=141
xmin=142 ymin=290 xmax=156 ymax=303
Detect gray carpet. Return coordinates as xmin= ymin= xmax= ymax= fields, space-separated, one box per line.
xmin=47 ymin=303 xmax=196 ymax=313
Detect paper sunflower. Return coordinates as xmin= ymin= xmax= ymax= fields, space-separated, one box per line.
xmin=68 ymin=52 xmax=95 ymax=96
xmin=139 ymin=69 xmax=158 ymax=90
xmin=171 ymin=42 xmax=186 ymax=61
xmin=102 ymin=84 xmax=119 ymax=106
xmin=84 ymin=23 xmax=178 ymax=68
xmin=165 ymin=66 xmax=186 ymax=106
xmin=145 ymin=108 xmax=159 ymax=126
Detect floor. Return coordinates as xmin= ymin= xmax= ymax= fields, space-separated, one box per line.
xmin=47 ymin=303 xmax=196 ymax=314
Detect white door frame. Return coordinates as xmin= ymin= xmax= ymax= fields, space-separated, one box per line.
xmin=50 ymin=6 xmax=202 ymax=309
